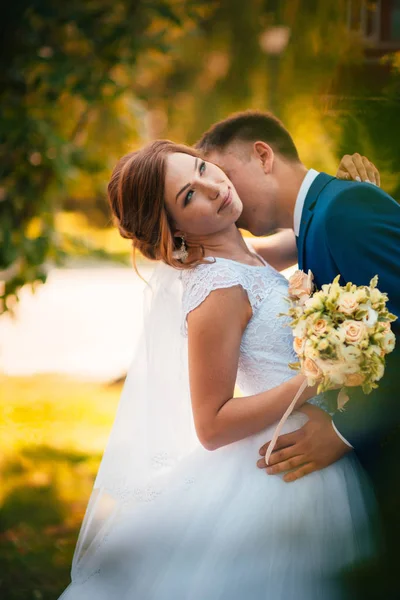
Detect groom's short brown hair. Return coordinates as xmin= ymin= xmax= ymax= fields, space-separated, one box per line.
xmin=196 ymin=110 xmax=300 ymax=162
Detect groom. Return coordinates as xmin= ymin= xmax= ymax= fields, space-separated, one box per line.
xmin=196 ymin=110 xmax=400 ymax=592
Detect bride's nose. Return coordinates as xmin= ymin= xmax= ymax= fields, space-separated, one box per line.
xmin=198 ymin=179 xmax=220 ymax=200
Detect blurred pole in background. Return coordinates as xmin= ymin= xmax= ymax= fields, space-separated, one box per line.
xmin=259 ymin=24 xmax=291 ymax=115
xmin=259 ymin=0 xmax=290 ymax=116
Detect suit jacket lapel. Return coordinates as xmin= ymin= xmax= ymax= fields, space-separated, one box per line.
xmin=296 ymin=172 xmax=334 ymax=271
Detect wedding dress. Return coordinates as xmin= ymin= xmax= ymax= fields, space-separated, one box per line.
xmin=59 ymin=256 xmax=374 ymax=600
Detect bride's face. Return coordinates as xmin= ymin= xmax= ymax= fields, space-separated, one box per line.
xmin=164 ymin=152 xmax=243 ymax=238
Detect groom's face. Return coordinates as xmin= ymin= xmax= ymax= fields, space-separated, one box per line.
xmin=206 ymin=145 xmax=278 ymax=236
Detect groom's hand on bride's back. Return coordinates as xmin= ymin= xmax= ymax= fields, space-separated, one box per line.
xmin=256 ymin=404 xmax=351 ymax=482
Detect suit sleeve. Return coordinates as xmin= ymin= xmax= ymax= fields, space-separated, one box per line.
xmin=324 ymin=184 xmax=400 ymax=451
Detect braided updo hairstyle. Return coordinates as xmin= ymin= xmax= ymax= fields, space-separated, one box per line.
xmin=108 ymin=140 xmax=205 ymax=270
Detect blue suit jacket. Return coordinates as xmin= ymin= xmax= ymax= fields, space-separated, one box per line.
xmin=297 ymin=173 xmax=400 ymax=458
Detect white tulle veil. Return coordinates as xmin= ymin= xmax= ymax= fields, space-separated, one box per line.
xmin=71 ymin=261 xmax=198 ymax=581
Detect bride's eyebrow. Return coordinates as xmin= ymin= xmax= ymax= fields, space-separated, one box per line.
xmin=175 ymin=158 xmax=198 ymax=202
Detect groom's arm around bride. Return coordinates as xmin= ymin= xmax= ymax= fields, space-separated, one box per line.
xmin=259 ymin=178 xmax=400 ymax=484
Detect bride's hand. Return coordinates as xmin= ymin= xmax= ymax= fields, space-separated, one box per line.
xmin=336 ymin=153 xmax=380 ymax=186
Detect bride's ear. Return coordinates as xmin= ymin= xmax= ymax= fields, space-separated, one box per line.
xmin=253 ymin=141 xmax=274 ymax=175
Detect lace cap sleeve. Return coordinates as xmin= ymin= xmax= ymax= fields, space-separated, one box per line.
xmin=181 ymin=259 xmax=267 ymax=335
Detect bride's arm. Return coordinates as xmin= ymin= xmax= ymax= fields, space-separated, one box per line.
xmin=248 ymin=230 xmax=297 ymax=272
xmin=250 ymin=153 xmax=381 ymax=272
xmin=187 ymin=285 xmax=317 ymax=451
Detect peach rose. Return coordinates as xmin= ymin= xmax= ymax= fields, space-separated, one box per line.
xmin=293 ymin=337 xmax=306 ymax=356
xmin=340 ymin=320 xmax=367 ymax=345
xmin=288 ymin=270 xmax=313 ymax=299
xmin=302 ymin=357 xmax=322 ymax=382
xmin=337 ymin=292 xmax=359 ymax=315
xmin=381 ymin=322 xmax=392 ymax=333
xmin=313 ymin=319 xmax=328 ymax=336
xmin=345 ymin=373 xmax=366 ymax=387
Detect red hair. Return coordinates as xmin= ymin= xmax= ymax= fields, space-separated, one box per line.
xmin=108 ymin=140 xmax=205 ymax=270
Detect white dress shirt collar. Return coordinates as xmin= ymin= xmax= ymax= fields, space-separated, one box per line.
xmin=293 ymin=169 xmax=320 ymax=237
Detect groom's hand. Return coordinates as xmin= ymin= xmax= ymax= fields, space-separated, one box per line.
xmin=256 ymin=404 xmax=351 ymax=482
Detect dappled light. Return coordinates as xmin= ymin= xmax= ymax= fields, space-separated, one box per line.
xmin=1 ymin=1 xmax=399 ymax=598
xmin=0 ymin=375 xmax=121 ymax=598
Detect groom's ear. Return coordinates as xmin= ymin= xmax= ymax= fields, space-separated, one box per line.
xmin=253 ymin=141 xmax=274 ymax=175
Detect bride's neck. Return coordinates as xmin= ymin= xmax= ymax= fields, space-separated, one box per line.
xmin=189 ymin=226 xmax=255 ymax=263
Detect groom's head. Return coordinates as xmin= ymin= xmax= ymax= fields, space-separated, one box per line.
xmin=196 ymin=110 xmax=302 ymax=235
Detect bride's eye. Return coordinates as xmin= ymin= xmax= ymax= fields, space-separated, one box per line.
xmin=184 ymin=162 xmax=205 ymax=206
xmin=184 ymin=190 xmax=194 ymax=205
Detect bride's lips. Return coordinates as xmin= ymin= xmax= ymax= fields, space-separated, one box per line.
xmin=218 ymin=188 xmax=232 ymax=213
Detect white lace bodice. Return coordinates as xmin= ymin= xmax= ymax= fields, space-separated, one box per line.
xmin=182 ymin=257 xmax=325 ymax=409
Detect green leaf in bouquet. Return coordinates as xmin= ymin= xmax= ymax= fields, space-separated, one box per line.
xmin=362 ymin=382 xmax=373 ymax=395
xmin=362 ymin=380 xmax=379 ymax=395
xmin=317 ymin=378 xmax=332 ymax=394
xmin=354 ymin=309 xmax=369 ymax=320
xmin=288 ymin=362 xmax=301 ymax=371
xmin=369 ymin=275 xmax=379 ymax=289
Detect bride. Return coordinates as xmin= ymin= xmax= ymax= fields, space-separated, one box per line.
xmin=59 ymin=141 xmax=375 ymax=599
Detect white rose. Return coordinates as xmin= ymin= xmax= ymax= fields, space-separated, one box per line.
xmin=362 ymin=307 xmax=378 ymax=328
xmin=316 ymin=359 xmax=346 ymax=386
xmin=373 ymin=362 xmax=385 ymax=382
xmin=382 ymin=330 xmax=396 ymax=354
xmin=341 ymin=345 xmax=362 ymax=362
xmin=293 ymin=319 xmax=307 ymax=339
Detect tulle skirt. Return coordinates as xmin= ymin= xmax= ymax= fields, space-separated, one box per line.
xmin=59 ymin=412 xmax=375 ymax=600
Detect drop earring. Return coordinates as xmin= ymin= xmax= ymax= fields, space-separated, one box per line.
xmin=173 ymin=236 xmax=189 ymax=262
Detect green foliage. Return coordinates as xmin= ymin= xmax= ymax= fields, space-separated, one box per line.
xmin=335 ymin=62 xmax=400 ymax=198
xmin=0 ymin=374 xmax=122 ymax=599
xmin=0 ymin=0 xmax=208 ymax=313
xmin=2 ymin=0 xmax=399 ymax=313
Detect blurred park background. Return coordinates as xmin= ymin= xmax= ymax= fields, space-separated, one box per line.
xmin=1 ymin=1 xmax=400 ymax=598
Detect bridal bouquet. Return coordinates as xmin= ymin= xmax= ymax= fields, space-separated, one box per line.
xmin=285 ymin=270 xmax=397 ymax=410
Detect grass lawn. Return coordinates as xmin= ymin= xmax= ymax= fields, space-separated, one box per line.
xmin=0 ymin=374 xmax=122 ymax=600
